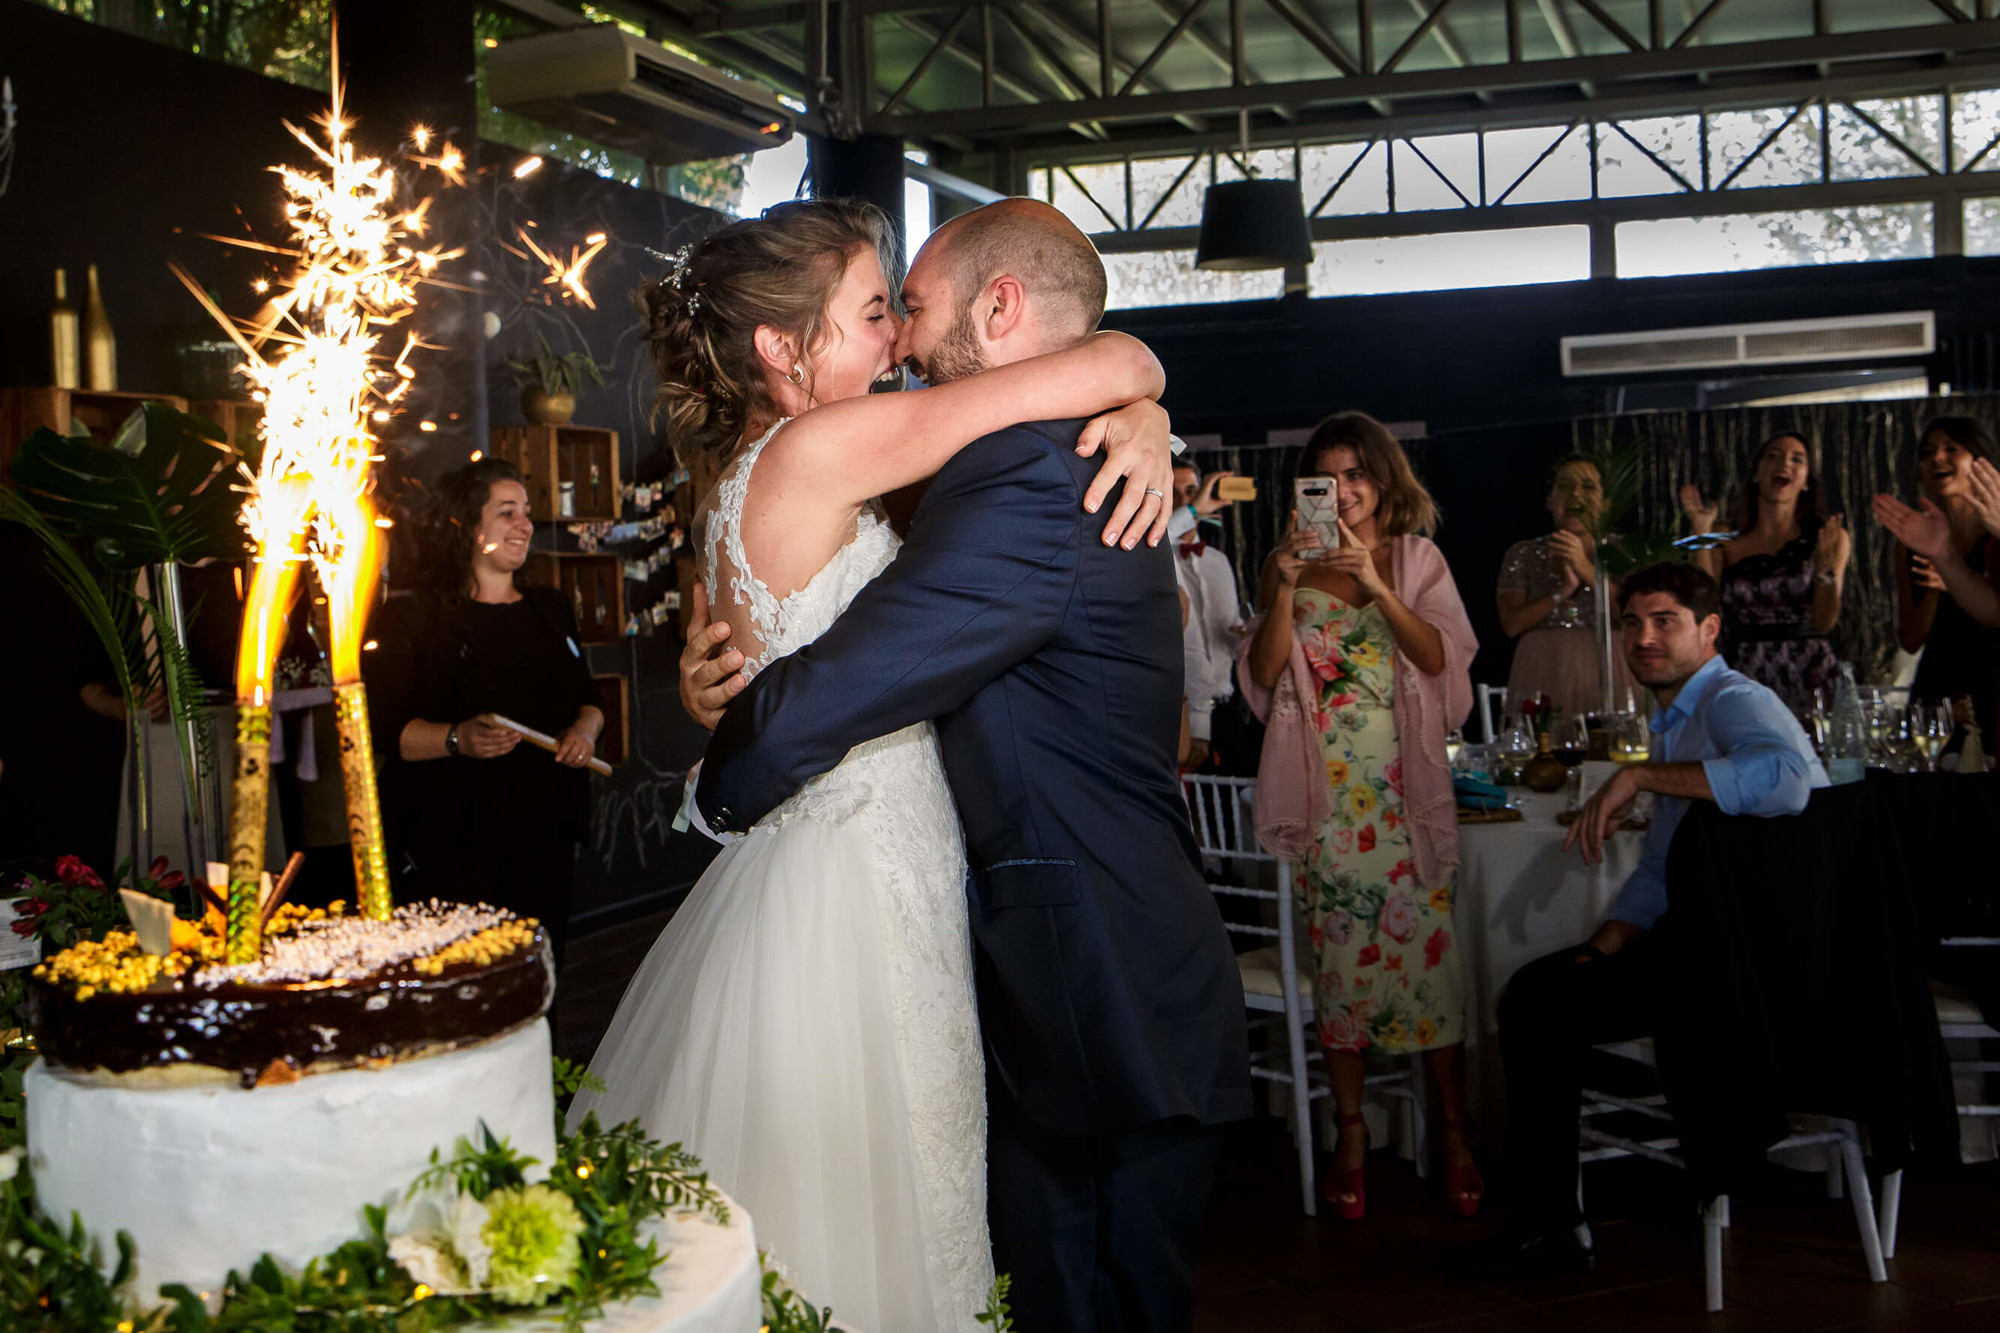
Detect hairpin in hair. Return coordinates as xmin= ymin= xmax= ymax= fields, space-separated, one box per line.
xmin=647 ymin=244 xmax=702 ymax=317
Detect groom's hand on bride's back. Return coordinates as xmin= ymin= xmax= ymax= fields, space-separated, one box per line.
xmin=680 ymin=584 xmax=747 ymax=731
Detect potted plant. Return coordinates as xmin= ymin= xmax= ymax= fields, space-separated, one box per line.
xmin=507 ymin=337 xmax=604 ymax=425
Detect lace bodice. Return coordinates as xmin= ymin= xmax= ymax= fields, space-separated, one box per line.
xmin=700 ymin=419 xmax=900 ymax=680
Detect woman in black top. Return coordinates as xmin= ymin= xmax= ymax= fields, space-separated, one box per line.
xmin=1874 ymin=417 xmax=2000 ymax=744
xmin=1680 ymin=431 xmax=1850 ymax=710
xmin=366 ymin=458 xmax=603 ymax=962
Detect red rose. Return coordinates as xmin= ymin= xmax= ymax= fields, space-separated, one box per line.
xmin=10 ymin=896 xmax=49 ymax=935
xmin=55 ymin=855 xmax=94 ymax=885
xmin=1357 ymin=824 xmax=1377 ymax=854
xmin=1355 ymin=943 xmax=1381 ymax=968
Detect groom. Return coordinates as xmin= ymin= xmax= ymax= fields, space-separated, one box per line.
xmin=680 ymin=198 xmax=1250 ymax=1331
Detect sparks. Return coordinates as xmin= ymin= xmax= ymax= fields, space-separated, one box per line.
xmin=502 ymin=224 xmax=609 ymax=309
xmin=513 ymin=155 xmax=543 ymax=179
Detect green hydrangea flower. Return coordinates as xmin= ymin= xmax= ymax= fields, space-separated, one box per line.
xmin=480 ymin=1183 xmax=586 ymax=1305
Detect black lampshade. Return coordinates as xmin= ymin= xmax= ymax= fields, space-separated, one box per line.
xmin=1195 ymin=178 xmax=1314 ymax=271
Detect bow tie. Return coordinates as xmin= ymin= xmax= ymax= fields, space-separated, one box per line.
xmin=1177 ymin=538 xmax=1206 ymax=560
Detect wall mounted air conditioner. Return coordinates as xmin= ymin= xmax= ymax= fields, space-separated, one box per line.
xmin=1560 ymin=311 xmax=1935 ymax=377
xmin=488 ymin=26 xmax=793 ymax=167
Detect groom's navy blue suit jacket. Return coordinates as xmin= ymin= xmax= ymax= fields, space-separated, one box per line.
xmin=699 ymin=418 xmax=1252 ymax=1137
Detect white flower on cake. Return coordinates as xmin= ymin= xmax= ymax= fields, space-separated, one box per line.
xmin=386 ymin=1186 xmax=492 ymax=1295
xmin=386 ymin=1178 xmax=584 ymax=1306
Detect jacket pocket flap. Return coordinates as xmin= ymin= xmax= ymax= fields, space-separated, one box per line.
xmin=978 ymin=859 xmax=1082 ymax=910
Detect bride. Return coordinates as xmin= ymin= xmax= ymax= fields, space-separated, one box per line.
xmin=569 ymin=198 xmax=1174 ymax=1330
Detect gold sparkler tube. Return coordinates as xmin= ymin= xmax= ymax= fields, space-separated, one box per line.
xmin=227 ymin=704 xmax=273 ymax=962
xmin=333 ymin=681 xmax=392 ymax=921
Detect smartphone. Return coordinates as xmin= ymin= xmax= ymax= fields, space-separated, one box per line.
xmin=1295 ymin=477 xmax=1342 ymax=555
xmin=1217 ymin=476 xmax=1258 ymax=502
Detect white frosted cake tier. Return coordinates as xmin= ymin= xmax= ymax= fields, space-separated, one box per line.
xmin=26 ymin=1018 xmax=559 ymax=1305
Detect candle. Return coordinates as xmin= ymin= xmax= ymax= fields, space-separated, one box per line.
xmin=319 ymin=493 xmax=390 ymax=920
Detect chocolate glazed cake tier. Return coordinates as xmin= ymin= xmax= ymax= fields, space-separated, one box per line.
xmin=29 ymin=932 xmax=553 ymax=1088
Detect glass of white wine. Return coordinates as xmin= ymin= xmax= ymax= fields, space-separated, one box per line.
xmin=1914 ymin=698 xmax=1954 ymax=773
xmin=1445 ymin=728 xmax=1466 ymax=770
xmin=1609 ymin=713 xmax=1651 ymax=767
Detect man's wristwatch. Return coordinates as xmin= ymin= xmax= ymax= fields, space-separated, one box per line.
xmin=445 ymin=724 xmax=460 ymax=757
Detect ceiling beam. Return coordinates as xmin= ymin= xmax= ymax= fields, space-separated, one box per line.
xmin=1087 ymin=167 xmax=1994 ymax=249
xmin=864 ymin=22 xmax=2000 ymax=139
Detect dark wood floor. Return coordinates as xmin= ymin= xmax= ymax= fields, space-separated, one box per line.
xmin=558 ymin=911 xmax=2000 ymax=1333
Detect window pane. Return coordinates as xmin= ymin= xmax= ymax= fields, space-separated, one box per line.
xmin=1052 ymin=164 xmax=1125 ymax=232
xmin=1596 ymin=123 xmax=1689 ymax=198
xmin=1493 ymin=124 xmax=1592 ymax=206
xmin=1953 ymin=89 xmax=2000 ymax=173
xmin=1103 ymin=251 xmax=1284 ymax=310
xmin=1131 ymin=155 xmax=1204 ymax=228
xmin=1830 ymin=98 xmax=1938 ymax=181
xmin=1710 ymin=105 xmax=1821 ymax=189
xmin=1303 ymin=141 xmax=1389 ymax=216
xmin=1966 ymin=198 xmax=2000 ymax=256
xmin=1216 ymin=148 xmax=1297 ymax=184
xmin=1616 ymin=115 xmax=1703 ymax=189
xmin=1616 ymin=204 xmax=1932 ymax=277
xmin=1392 ymin=135 xmax=1479 ymax=211
xmin=1309 ymin=225 xmax=1589 ymax=297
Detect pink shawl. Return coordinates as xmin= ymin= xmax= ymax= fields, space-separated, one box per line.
xmin=1234 ymin=534 xmax=1476 ymax=890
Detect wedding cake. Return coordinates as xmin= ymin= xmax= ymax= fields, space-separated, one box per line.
xmin=23 ymin=900 xmax=762 ymax=1329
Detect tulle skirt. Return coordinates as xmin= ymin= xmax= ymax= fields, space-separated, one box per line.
xmin=1506 ymin=626 xmax=1642 ymax=721
xmin=569 ymin=793 xmax=991 ymax=1331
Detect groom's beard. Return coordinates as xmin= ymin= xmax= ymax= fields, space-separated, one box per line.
xmin=908 ymin=304 xmax=988 ymax=386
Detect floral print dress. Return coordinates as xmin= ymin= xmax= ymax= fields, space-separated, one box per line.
xmin=1294 ymin=587 xmax=1464 ymax=1055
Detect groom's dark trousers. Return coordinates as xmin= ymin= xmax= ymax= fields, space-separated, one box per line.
xmin=700 ymin=419 xmax=1251 ymax=1332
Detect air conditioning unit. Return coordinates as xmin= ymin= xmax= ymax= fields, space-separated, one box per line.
xmin=488 ymin=26 xmax=793 ymax=166
xmin=1560 ymin=311 xmax=1935 ymax=377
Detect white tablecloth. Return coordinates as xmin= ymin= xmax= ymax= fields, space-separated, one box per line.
xmin=1455 ymin=789 xmax=1645 ymax=1134
xmin=1456 ymin=789 xmax=1644 ymax=1045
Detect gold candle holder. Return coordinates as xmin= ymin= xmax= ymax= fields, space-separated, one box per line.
xmin=226 ymin=703 xmax=273 ymax=962
xmin=333 ymin=681 xmax=391 ymax=921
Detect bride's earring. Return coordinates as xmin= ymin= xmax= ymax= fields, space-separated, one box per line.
xmin=787 ymin=364 xmax=805 ymax=387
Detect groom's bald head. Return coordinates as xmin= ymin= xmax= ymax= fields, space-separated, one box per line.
xmin=896 ymin=199 xmax=1108 ymax=383
xmin=930 ymin=199 xmax=1108 ymax=342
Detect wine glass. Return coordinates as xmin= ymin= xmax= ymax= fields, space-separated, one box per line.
xmin=1551 ymin=715 xmax=1590 ymax=769
xmin=1609 ymin=713 xmax=1651 ymax=766
xmin=1445 ymin=728 xmax=1465 ymax=765
xmin=1914 ymin=698 xmax=1954 ymax=773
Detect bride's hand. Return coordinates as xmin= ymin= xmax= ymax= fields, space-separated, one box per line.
xmin=1075 ymin=400 xmax=1174 ymax=551
xmin=680 ymin=584 xmax=746 ymax=731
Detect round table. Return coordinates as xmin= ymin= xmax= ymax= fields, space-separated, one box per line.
xmin=1455 ymin=788 xmax=1646 ymax=1134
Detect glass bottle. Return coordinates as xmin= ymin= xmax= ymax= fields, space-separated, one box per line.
xmin=83 ymin=263 xmax=117 ymax=391
xmin=50 ymin=268 xmax=80 ymax=389
xmin=1826 ymin=662 xmax=1870 ymax=785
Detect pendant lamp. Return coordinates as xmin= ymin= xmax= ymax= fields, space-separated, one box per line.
xmin=1195 ymin=111 xmax=1313 ymax=272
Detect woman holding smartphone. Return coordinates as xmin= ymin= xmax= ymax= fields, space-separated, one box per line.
xmin=1239 ymin=412 xmax=1480 ymax=1220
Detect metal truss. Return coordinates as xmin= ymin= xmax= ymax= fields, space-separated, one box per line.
xmin=1040 ymin=88 xmax=2000 ymax=260
xmin=840 ymin=0 xmax=2000 ymax=157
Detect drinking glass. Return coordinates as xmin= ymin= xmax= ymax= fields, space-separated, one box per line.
xmin=1914 ymin=698 xmax=1954 ymax=773
xmin=1445 ymin=728 xmax=1465 ymax=766
xmin=1551 ymin=715 xmax=1590 ymax=769
xmin=1609 ymin=713 xmax=1651 ymax=766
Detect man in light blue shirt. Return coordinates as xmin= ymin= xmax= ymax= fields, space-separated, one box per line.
xmin=1446 ymin=561 xmax=1826 ymax=1281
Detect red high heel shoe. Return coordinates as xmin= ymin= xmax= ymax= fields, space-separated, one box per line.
xmin=1320 ymin=1112 xmax=1368 ymax=1220
xmin=1441 ymin=1119 xmax=1484 ymax=1218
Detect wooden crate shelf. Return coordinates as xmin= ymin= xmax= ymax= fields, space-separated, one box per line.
xmin=593 ymin=673 xmax=630 ymax=767
xmin=492 ymin=424 xmax=621 ymax=521
xmin=525 ymin=552 xmax=624 ymax=644
xmin=1 ymin=386 xmax=190 ymax=483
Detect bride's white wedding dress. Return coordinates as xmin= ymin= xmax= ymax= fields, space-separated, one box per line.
xmin=571 ymin=422 xmax=993 ymax=1331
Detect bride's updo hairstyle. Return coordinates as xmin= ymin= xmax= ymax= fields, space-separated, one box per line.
xmin=643 ymin=198 xmax=894 ymax=468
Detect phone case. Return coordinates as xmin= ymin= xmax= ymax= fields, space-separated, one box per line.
xmin=1295 ymin=478 xmax=1342 ymax=553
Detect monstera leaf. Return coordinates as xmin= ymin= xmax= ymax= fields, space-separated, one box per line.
xmin=9 ymin=402 xmax=249 ymax=569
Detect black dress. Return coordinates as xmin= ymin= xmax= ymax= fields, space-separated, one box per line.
xmin=1911 ymin=535 xmax=2000 ymax=745
xmin=1719 ymin=533 xmax=1839 ymax=710
xmin=365 ymin=586 xmax=597 ymax=959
